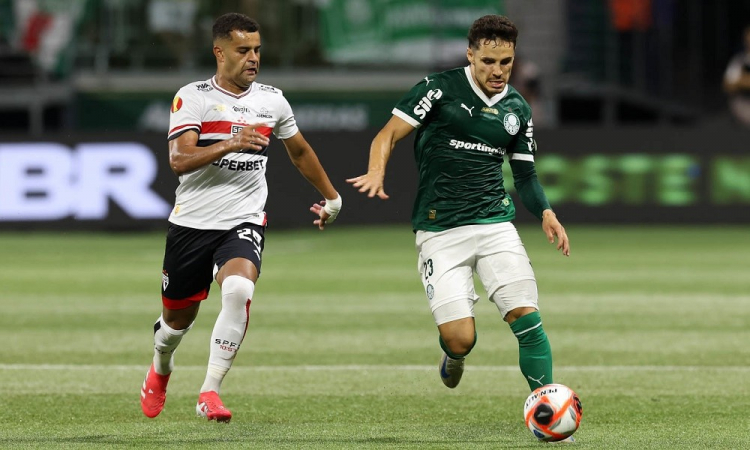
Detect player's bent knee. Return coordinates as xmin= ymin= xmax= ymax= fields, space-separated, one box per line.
xmin=504 ymin=306 xmax=539 ymax=324
xmin=220 ymin=275 xmax=255 ymax=311
xmin=439 ymin=322 xmax=477 ymax=358
xmin=162 ymin=302 xmax=200 ymax=330
xmin=443 ymin=334 xmax=476 ymax=356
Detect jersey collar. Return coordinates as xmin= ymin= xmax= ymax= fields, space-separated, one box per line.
xmin=463 ymin=66 xmax=508 ymax=106
xmin=210 ymin=76 xmax=255 ymax=98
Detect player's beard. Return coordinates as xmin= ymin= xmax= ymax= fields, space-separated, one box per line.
xmin=241 ymin=67 xmax=258 ymax=86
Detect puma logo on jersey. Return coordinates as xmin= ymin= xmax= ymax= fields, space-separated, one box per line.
xmin=413 ymin=89 xmax=443 ymax=119
xmin=460 ymin=103 xmax=474 ymax=116
xmin=424 ymin=76 xmax=433 ymax=85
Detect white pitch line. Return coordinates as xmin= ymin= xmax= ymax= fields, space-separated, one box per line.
xmin=0 ymin=364 xmax=748 ymax=372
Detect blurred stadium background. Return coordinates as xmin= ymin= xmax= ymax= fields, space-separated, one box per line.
xmin=1 ymin=0 xmax=749 ymax=229
xmin=1 ymin=1 xmax=749 ymax=448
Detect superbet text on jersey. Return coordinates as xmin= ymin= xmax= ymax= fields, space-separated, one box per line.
xmin=167 ymin=77 xmax=298 ymax=230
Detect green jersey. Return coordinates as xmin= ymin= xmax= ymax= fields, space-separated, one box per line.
xmin=393 ymin=66 xmax=537 ymax=232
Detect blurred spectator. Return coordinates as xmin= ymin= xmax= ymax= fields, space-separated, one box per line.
xmin=723 ymin=25 xmax=750 ymax=127
xmin=512 ymin=57 xmax=555 ymax=128
xmin=147 ymin=0 xmax=198 ymax=69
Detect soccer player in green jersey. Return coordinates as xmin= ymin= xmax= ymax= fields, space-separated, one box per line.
xmin=348 ymin=15 xmax=570 ymax=395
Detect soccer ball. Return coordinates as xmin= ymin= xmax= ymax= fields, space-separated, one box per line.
xmin=523 ymin=384 xmax=582 ymax=442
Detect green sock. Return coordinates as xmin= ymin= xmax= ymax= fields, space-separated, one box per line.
xmin=510 ymin=311 xmax=553 ymax=391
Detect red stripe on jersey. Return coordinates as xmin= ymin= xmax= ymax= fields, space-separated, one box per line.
xmin=201 ymin=121 xmax=234 ymax=134
xmin=168 ymin=123 xmax=201 ymax=135
xmin=201 ymin=121 xmax=274 ymax=137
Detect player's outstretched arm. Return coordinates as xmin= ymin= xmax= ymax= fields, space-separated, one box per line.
xmin=347 ymin=115 xmax=415 ymax=200
xmin=281 ymin=131 xmax=341 ymax=230
xmin=542 ymin=209 xmax=570 ymax=256
xmin=168 ymin=124 xmax=269 ymax=175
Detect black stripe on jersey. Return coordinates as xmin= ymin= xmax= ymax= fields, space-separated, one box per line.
xmin=168 ymin=128 xmax=200 ymax=141
xmin=197 ymin=139 xmax=269 ymax=157
xmin=197 ymin=139 xmax=223 ymax=147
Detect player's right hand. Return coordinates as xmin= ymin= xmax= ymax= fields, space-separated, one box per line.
xmin=346 ymin=173 xmax=389 ymax=199
xmin=230 ymin=123 xmax=270 ymax=152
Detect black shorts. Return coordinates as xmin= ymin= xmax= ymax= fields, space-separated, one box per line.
xmin=161 ymin=222 xmax=265 ymax=308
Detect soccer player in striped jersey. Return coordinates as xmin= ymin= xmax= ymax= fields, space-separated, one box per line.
xmin=348 ymin=14 xmax=570 ymax=411
xmin=140 ymin=13 xmax=342 ymax=422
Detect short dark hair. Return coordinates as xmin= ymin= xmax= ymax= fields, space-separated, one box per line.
xmin=467 ymin=15 xmax=518 ymax=48
xmin=212 ymin=13 xmax=260 ymax=41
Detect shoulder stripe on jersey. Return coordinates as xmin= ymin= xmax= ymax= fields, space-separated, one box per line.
xmin=168 ymin=123 xmax=201 ymax=136
xmin=202 ymin=121 xmax=273 ymax=137
xmin=511 ymin=153 xmax=534 ymax=162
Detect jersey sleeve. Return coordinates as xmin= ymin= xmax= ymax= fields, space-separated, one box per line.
xmin=392 ymin=76 xmax=444 ymax=128
xmin=274 ymin=94 xmax=299 ymax=140
xmin=167 ymin=86 xmax=204 ymax=140
xmin=508 ymin=112 xmax=550 ymax=220
xmin=508 ymin=115 xmax=537 ymax=163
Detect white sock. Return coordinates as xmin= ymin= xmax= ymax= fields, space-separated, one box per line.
xmin=200 ymin=275 xmax=254 ymax=394
xmin=153 ymin=316 xmax=192 ymax=375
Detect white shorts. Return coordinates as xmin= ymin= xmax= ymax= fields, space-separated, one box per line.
xmin=416 ymin=222 xmax=538 ymax=325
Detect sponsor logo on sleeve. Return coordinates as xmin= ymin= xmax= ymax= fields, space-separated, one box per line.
xmin=413 ymin=89 xmax=443 ymax=120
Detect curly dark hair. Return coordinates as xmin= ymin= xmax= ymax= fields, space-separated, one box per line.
xmin=212 ymin=13 xmax=260 ymax=41
xmin=467 ymin=15 xmax=518 ymax=48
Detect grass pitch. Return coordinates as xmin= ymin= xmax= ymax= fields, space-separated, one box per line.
xmin=0 ymin=225 xmax=748 ymax=449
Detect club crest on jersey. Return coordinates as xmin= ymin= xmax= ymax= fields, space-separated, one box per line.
xmin=171 ymin=96 xmax=183 ymax=113
xmin=503 ymin=113 xmax=520 ymax=135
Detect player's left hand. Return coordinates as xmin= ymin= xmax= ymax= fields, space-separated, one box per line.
xmin=541 ymin=209 xmax=570 ymax=256
xmin=310 ymin=195 xmax=341 ymax=230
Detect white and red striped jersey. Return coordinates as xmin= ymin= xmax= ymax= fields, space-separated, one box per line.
xmin=166 ymin=76 xmax=299 ymax=230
